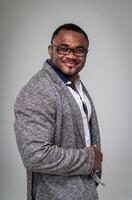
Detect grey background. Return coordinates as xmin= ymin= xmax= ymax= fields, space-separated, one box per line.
xmin=0 ymin=0 xmax=132 ymax=199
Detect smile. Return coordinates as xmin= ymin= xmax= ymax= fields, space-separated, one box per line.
xmin=62 ymin=60 xmax=78 ymax=65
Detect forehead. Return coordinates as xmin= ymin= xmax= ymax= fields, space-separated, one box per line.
xmin=53 ymin=30 xmax=88 ymax=47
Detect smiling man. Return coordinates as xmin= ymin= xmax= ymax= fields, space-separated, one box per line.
xmin=14 ymin=23 xmax=103 ymax=200
xmin=48 ymin=28 xmax=88 ymax=79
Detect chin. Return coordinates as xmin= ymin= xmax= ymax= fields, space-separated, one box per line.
xmin=63 ymin=69 xmax=79 ymax=77
xmin=57 ymin=63 xmax=83 ymax=76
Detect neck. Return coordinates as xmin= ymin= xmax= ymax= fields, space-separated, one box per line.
xmin=69 ymin=74 xmax=79 ymax=84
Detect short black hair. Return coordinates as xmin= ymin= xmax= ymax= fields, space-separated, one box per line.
xmin=51 ymin=23 xmax=89 ymax=44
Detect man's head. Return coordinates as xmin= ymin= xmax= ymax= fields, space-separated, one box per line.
xmin=48 ymin=23 xmax=89 ymax=80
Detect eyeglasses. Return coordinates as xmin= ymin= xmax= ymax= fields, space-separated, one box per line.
xmin=51 ymin=44 xmax=88 ymax=57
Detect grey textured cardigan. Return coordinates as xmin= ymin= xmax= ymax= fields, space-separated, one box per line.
xmin=14 ymin=60 xmax=101 ymax=200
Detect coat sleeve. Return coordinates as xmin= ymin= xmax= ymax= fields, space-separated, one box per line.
xmin=14 ymin=87 xmax=95 ymax=176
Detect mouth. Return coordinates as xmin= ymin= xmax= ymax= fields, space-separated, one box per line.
xmin=62 ymin=60 xmax=78 ymax=67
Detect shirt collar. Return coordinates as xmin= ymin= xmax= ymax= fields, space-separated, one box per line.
xmin=46 ymin=59 xmax=69 ymax=84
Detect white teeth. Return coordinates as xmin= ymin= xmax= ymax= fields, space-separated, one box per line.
xmin=65 ymin=62 xmax=76 ymax=64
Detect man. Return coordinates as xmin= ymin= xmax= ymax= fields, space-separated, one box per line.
xmin=14 ymin=23 xmax=103 ymax=200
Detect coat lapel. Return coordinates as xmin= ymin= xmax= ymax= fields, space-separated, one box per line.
xmin=60 ymin=84 xmax=86 ymax=146
xmin=43 ymin=62 xmax=86 ymax=146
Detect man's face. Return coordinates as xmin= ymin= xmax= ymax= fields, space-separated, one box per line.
xmin=48 ymin=30 xmax=89 ymax=78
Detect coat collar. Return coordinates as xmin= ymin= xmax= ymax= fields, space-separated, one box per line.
xmin=46 ymin=59 xmax=69 ymax=84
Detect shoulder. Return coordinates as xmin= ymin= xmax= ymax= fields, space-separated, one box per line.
xmin=14 ymin=67 xmax=59 ymax=109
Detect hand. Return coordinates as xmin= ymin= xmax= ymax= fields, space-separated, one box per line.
xmin=92 ymin=145 xmax=103 ymax=171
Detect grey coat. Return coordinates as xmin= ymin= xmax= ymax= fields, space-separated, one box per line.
xmin=14 ymin=60 xmax=101 ymax=200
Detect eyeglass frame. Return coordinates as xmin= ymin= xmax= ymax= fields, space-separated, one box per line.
xmin=50 ymin=44 xmax=88 ymax=57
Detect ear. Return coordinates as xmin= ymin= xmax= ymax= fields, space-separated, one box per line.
xmin=48 ymin=45 xmax=53 ymax=58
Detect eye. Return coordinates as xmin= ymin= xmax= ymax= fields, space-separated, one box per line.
xmin=58 ymin=46 xmax=69 ymax=53
xmin=75 ymin=47 xmax=86 ymax=54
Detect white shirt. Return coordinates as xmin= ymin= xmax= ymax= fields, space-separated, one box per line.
xmin=67 ymin=80 xmax=92 ymax=147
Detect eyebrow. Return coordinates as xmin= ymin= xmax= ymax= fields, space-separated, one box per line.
xmin=59 ymin=43 xmax=69 ymax=47
xmin=59 ymin=43 xmax=86 ymax=49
